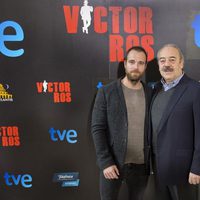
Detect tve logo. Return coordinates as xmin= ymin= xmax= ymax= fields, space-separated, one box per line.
xmin=97 ymin=82 xmax=103 ymax=89
xmin=49 ymin=128 xmax=78 ymax=143
xmin=192 ymin=14 xmax=200 ymax=47
xmin=0 ymin=21 xmax=24 ymax=57
xmin=4 ymin=172 xmax=32 ymax=188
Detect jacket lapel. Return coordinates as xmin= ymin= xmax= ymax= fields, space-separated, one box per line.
xmin=116 ymin=79 xmax=127 ymax=121
xmin=157 ymin=75 xmax=189 ymax=134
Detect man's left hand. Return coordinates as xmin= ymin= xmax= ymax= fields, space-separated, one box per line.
xmin=189 ymin=172 xmax=200 ymax=185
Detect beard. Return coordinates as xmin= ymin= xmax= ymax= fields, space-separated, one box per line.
xmin=126 ymin=70 xmax=142 ymax=83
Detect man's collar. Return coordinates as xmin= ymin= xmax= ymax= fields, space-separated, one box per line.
xmin=161 ymin=73 xmax=184 ymax=91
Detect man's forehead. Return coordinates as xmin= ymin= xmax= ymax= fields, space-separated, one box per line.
xmin=127 ymin=50 xmax=146 ymax=58
xmin=159 ymin=55 xmax=176 ymax=59
xmin=159 ymin=47 xmax=179 ymax=55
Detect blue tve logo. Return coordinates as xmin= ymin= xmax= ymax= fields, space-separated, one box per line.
xmin=4 ymin=172 xmax=32 ymax=188
xmin=97 ymin=82 xmax=103 ymax=89
xmin=49 ymin=128 xmax=78 ymax=143
xmin=192 ymin=14 xmax=200 ymax=48
xmin=0 ymin=21 xmax=24 ymax=57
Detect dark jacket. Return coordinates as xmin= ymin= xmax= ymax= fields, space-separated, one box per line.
xmin=91 ymin=79 xmax=152 ymax=172
xmin=150 ymin=74 xmax=200 ymax=185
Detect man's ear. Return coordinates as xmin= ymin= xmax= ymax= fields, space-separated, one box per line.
xmin=124 ymin=60 xmax=127 ymax=68
xmin=180 ymin=59 xmax=184 ymax=69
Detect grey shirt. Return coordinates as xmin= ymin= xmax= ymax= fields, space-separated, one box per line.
xmin=151 ymin=87 xmax=175 ymax=154
xmin=122 ymin=83 xmax=145 ymax=164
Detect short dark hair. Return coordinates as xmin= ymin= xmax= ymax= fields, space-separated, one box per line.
xmin=124 ymin=46 xmax=148 ymax=63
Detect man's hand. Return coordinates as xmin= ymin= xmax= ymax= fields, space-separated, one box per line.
xmin=103 ymin=165 xmax=119 ymax=179
xmin=189 ymin=172 xmax=200 ymax=185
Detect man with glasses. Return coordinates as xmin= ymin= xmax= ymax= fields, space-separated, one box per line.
xmin=150 ymin=44 xmax=200 ymax=200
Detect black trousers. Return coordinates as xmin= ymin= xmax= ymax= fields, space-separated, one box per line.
xmin=149 ymin=155 xmax=198 ymax=200
xmin=146 ymin=175 xmax=198 ymax=200
xmin=100 ymin=163 xmax=148 ymax=200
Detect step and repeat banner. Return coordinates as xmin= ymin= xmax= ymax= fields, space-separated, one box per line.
xmin=0 ymin=0 xmax=200 ymax=200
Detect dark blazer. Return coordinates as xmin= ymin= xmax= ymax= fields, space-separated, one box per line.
xmin=91 ymin=79 xmax=152 ymax=172
xmin=150 ymin=74 xmax=200 ymax=185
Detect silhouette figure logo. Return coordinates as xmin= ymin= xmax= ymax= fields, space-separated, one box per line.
xmin=80 ymin=0 xmax=93 ymax=34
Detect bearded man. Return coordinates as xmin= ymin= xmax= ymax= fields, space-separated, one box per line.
xmin=91 ymin=46 xmax=152 ymax=200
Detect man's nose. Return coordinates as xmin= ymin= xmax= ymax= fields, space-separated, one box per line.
xmin=131 ymin=63 xmax=139 ymax=69
xmin=165 ymin=59 xmax=171 ymax=66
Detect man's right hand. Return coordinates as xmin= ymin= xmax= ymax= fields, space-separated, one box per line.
xmin=103 ymin=165 xmax=119 ymax=179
